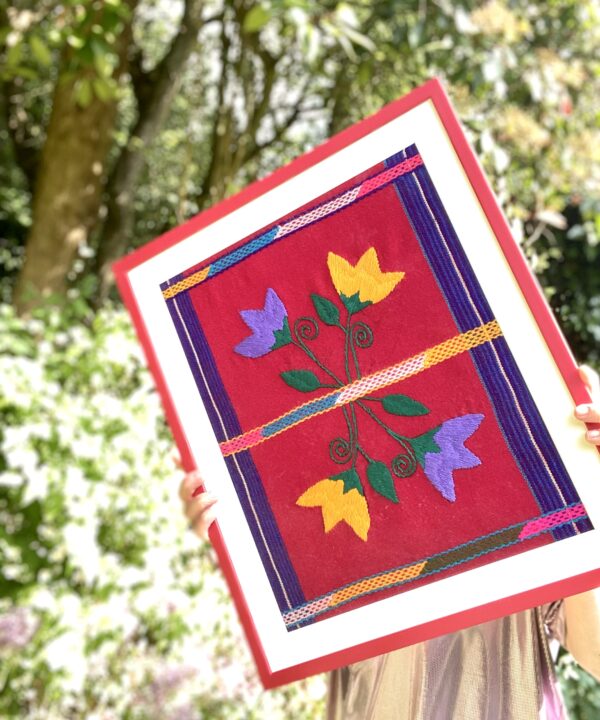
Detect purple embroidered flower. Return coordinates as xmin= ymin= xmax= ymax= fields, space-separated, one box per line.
xmin=234 ymin=288 xmax=291 ymax=358
xmin=413 ymin=414 xmax=484 ymax=502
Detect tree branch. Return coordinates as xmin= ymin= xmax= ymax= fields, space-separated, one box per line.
xmin=93 ymin=0 xmax=207 ymax=298
xmin=195 ymin=11 xmax=232 ymax=208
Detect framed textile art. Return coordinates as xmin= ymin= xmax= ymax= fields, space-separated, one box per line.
xmin=114 ymin=79 xmax=600 ymax=687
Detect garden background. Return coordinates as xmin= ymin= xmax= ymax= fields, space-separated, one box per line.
xmin=1 ymin=1 xmax=600 ymax=718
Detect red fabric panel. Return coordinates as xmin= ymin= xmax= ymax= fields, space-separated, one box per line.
xmin=188 ymin=180 xmax=542 ymax=602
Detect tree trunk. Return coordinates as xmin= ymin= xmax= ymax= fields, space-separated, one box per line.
xmin=13 ymin=75 xmax=119 ymax=313
xmin=93 ymin=0 xmax=205 ymax=302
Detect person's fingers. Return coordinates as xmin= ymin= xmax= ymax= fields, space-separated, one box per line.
xmin=585 ymin=429 xmax=600 ymax=446
xmin=575 ymin=405 xmax=600 ymax=424
xmin=579 ymin=365 xmax=600 ymax=399
xmin=178 ymin=469 xmax=203 ymax=501
xmin=190 ymin=505 xmax=217 ymax=541
xmin=184 ymin=492 xmax=218 ymax=522
xmin=575 ymin=366 xmax=600 ymax=431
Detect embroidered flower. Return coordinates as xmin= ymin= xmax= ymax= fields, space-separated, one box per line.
xmin=411 ymin=414 xmax=484 ymax=502
xmin=234 ymin=288 xmax=292 ymax=358
xmin=327 ymin=247 xmax=405 ymax=313
xmin=296 ymin=470 xmax=370 ymax=541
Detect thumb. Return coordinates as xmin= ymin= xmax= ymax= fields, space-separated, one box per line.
xmin=579 ymin=364 xmax=600 ymax=400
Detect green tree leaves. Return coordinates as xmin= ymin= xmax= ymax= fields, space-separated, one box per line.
xmin=30 ymin=36 xmax=52 ymax=67
xmin=243 ymin=5 xmax=271 ymax=33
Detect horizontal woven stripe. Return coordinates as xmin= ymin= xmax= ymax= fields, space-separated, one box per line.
xmin=161 ymin=155 xmax=424 ymax=300
xmin=283 ymin=561 xmax=427 ymax=625
xmin=162 ymin=267 xmax=210 ymax=299
xmin=283 ymin=502 xmax=586 ymax=627
xmin=518 ymin=503 xmax=587 ymax=539
xmin=219 ymin=320 xmax=502 ymax=457
xmin=328 ymin=561 xmax=427 ymax=606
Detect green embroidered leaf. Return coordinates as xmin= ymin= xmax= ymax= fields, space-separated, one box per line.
xmin=367 ymin=461 xmax=399 ymax=502
xmin=333 ymin=468 xmax=364 ymax=495
xmin=381 ymin=394 xmax=429 ymax=416
xmin=410 ymin=428 xmax=441 ymax=466
xmin=311 ymin=294 xmax=340 ymax=326
xmin=340 ymin=292 xmax=371 ymax=315
xmin=280 ymin=369 xmax=322 ymax=392
xmin=272 ymin=317 xmax=292 ymax=349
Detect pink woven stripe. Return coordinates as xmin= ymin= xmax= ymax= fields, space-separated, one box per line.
xmin=356 ymin=154 xmax=424 ymax=198
xmin=282 ymin=596 xmax=332 ymax=625
xmin=518 ymin=503 xmax=586 ymax=539
xmin=220 ymin=428 xmax=264 ymax=456
xmin=337 ymin=354 xmax=426 ymax=404
xmin=277 ymin=186 xmax=361 ymax=238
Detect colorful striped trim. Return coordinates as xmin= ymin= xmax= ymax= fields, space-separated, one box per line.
xmin=161 ymin=155 xmax=424 ymax=299
xmin=283 ymin=503 xmax=587 ymax=628
xmin=518 ymin=504 xmax=587 ymax=539
xmin=219 ymin=320 xmax=502 ymax=457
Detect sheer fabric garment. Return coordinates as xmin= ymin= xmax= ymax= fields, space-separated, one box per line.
xmin=327 ymin=603 xmax=567 ymax=720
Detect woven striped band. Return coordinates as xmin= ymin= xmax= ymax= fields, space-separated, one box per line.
xmin=219 ymin=319 xmax=502 ymax=457
xmin=283 ymin=502 xmax=588 ymax=627
xmin=161 ymin=154 xmax=424 ymax=300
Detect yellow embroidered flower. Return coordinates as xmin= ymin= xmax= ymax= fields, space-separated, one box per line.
xmin=327 ymin=247 xmax=404 ymax=312
xmin=296 ymin=477 xmax=370 ymax=541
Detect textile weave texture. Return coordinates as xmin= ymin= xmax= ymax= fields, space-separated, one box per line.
xmin=161 ymin=144 xmax=592 ymax=630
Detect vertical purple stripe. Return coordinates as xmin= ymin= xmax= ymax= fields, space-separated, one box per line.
xmin=390 ymin=169 xmax=560 ymax=521
xmin=387 ymin=145 xmax=590 ymax=539
xmin=165 ymin=283 xmax=306 ymax=608
xmin=409 ymin=159 xmax=583 ymax=512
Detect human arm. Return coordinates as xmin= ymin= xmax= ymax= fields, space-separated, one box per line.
xmin=561 ymin=364 xmax=600 ymax=680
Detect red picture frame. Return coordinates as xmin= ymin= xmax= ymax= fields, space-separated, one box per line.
xmin=114 ymin=78 xmax=600 ymax=688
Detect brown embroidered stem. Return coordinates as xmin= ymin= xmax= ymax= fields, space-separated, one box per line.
xmin=355 ymin=399 xmax=410 ymax=442
xmin=355 ymin=399 xmax=417 ymax=477
xmin=344 ymin=312 xmax=353 ymax=383
xmin=348 ymin=402 xmax=360 ymax=466
xmin=350 ymin=321 xmax=372 ymax=380
xmin=391 ymin=441 xmax=417 ymax=478
xmin=356 ymin=443 xmax=374 ymax=464
xmin=330 ymin=406 xmax=355 ymax=465
xmin=291 ymin=316 xmax=344 ymax=386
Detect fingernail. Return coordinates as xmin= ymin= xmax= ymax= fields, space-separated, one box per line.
xmin=588 ymin=429 xmax=600 ymax=438
xmin=575 ymin=405 xmax=590 ymax=417
xmin=191 ymin=485 xmax=204 ymax=498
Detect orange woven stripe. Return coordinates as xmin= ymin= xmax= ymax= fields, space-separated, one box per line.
xmin=328 ymin=560 xmax=427 ymax=607
xmin=423 ymin=320 xmax=501 ymax=368
xmin=162 ymin=267 xmax=211 ymax=299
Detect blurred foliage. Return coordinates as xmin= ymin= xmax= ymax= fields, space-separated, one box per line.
xmin=3 ymin=0 xmax=597 ymax=356
xmin=0 ymin=302 xmax=326 ymax=718
xmin=558 ymin=649 xmax=600 ymax=720
xmin=0 ymin=0 xmax=599 ymax=717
